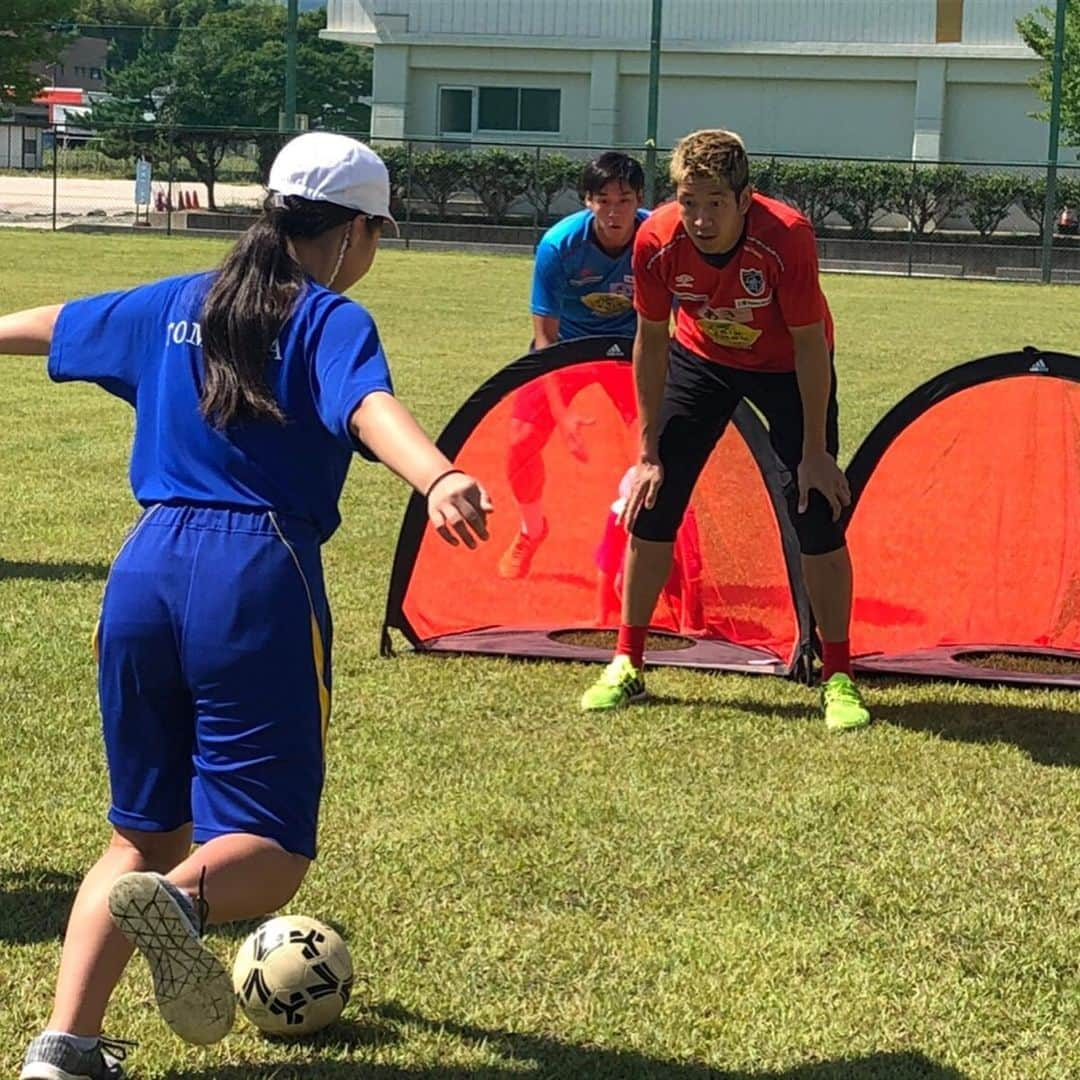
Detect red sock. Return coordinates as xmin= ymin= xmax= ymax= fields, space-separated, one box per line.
xmin=616 ymin=625 xmax=648 ymax=671
xmin=821 ymin=639 xmax=851 ymax=681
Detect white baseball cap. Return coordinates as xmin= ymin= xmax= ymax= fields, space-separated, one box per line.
xmin=268 ymin=132 xmax=399 ymax=234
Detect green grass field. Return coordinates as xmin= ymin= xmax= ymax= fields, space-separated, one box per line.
xmin=1 ymin=230 xmax=1079 ymax=1079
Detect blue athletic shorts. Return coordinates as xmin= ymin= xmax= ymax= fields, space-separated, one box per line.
xmin=96 ymin=505 xmax=331 ymax=859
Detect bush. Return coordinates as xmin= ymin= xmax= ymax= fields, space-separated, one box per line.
xmin=529 ymin=152 xmax=580 ymax=221
xmin=1056 ymin=171 xmax=1080 ymax=218
xmin=412 ymin=148 xmax=471 ymax=218
xmin=464 ymin=148 xmax=532 ymax=222
xmin=774 ymin=159 xmax=843 ymax=230
xmin=652 ymin=152 xmax=675 ymax=203
xmin=750 ymin=157 xmax=783 ymax=199
xmin=1018 ymin=176 xmax=1050 ymax=239
xmin=902 ymin=164 xmax=969 ymax=234
xmin=376 ymin=143 xmax=410 ymax=217
xmin=965 ymin=172 xmax=1024 ymax=238
xmin=833 ymin=161 xmax=908 ymax=234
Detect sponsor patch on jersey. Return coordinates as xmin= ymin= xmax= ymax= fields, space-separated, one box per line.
xmin=698 ymin=317 xmax=763 ymax=349
xmin=740 ymin=268 xmax=765 ymax=297
xmin=582 ymin=292 xmax=634 ymax=316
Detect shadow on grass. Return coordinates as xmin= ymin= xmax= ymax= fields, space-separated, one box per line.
xmin=872 ymin=696 xmax=1080 ymax=769
xmin=0 ymin=559 xmax=109 ymax=582
xmin=0 ymin=867 xmax=78 ymax=943
xmin=723 ymin=681 xmax=1080 ymax=768
xmin=640 ymin=694 xmax=811 ymax=713
xmin=165 ymin=1005 xmax=967 ymax=1078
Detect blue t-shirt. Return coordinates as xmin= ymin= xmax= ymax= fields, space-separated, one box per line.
xmin=530 ymin=207 xmax=649 ymax=340
xmin=48 ymin=272 xmax=393 ymax=542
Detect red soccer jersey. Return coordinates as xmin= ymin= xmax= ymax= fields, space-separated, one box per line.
xmin=632 ymin=194 xmax=834 ymax=372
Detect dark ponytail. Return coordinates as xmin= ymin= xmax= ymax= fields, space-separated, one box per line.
xmin=200 ymin=193 xmax=359 ymax=428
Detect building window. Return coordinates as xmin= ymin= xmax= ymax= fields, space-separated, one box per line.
xmin=477 ymin=87 xmax=559 ymax=133
xmin=520 ymin=89 xmax=560 ymax=132
xmin=439 ymin=87 xmax=474 ymax=135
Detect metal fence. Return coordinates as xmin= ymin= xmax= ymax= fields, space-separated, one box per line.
xmin=4 ymin=124 xmax=1080 ymax=283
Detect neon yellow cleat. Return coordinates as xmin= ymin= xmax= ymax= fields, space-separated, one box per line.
xmin=821 ymin=672 xmax=871 ymax=732
xmin=580 ymin=655 xmax=646 ymax=711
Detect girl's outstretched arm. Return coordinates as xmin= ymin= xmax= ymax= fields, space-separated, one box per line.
xmin=0 ymin=305 xmax=62 ymax=355
xmin=350 ymin=390 xmax=493 ymax=549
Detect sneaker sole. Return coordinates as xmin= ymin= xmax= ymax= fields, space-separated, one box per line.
xmin=825 ymin=715 xmax=871 ymax=732
xmin=108 ymin=872 xmax=235 ymax=1046
xmin=20 ymin=1065 xmax=104 ymax=1080
xmin=580 ymin=687 xmax=648 ymax=712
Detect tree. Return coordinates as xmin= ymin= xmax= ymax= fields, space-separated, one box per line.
xmin=528 ymin=152 xmax=579 ymax=222
xmin=92 ymin=2 xmax=373 ymax=207
xmin=1018 ymin=176 xmax=1051 ymax=237
xmin=749 ymin=157 xmax=782 ymax=199
xmin=965 ymin=172 xmax=1024 ymax=238
xmin=412 ymin=148 xmax=469 ymax=218
xmin=464 ymin=148 xmax=532 ymax=223
xmin=73 ymin=1 xmax=242 ymax=70
xmin=775 ymin=159 xmax=843 ymax=230
xmin=901 ymin=164 xmax=969 ymax=234
xmin=833 ymin=161 xmax=907 ymax=234
xmin=73 ymin=1 xmax=169 ymax=68
xmin=0 ymin=0 xmax=79 ymax=113
xmin=250 ymin=8 xmax=372 ymax=179
xmin=1017 ymin=0 xmax=1080 ymax=149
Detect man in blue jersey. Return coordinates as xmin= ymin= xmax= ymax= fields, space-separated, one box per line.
xmin=499 ymin=151 xmax=647 ymax=579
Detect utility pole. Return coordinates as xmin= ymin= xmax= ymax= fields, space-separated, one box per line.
xmin=283 ymin=0 xmax=298 ymax=132
xmin=644 ymin=0 xmax=663 ymax=206
xmin=1040 ymin=0 xmax=1067 ymax=284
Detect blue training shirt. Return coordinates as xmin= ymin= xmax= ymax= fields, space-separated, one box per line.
xmin=530 ymin=207 xmax=649 ymax=340
xmin=48 ymin=272 xmax=393 ymax=543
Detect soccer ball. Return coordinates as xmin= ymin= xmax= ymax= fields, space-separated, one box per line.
xmin=232 ymin=915 xmax=354 ymax=1037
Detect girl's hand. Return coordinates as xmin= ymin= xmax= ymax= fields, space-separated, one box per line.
xmin=427 ymin=471 xmax=493 ymax=548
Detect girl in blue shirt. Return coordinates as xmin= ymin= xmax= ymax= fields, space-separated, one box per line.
xmin=2 ymin=132 xmax=492 ymax=1080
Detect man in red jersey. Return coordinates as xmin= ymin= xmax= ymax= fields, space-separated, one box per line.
xmin=580 ymin=129 xmax=869 ymax=731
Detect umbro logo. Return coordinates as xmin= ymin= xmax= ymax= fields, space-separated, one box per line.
xmin=1028 ymin=358 xmax=1049 ymax=373
xmin=606 ymin=344 xmax=624 ymax=357
xmin=675 ymin=273 xmax=695 ymax=287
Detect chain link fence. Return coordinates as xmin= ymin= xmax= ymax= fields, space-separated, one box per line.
xmin=3 ymin=123 xmax=1079 ymax=282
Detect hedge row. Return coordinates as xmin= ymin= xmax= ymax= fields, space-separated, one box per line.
xmin=378 ymin=145 xmax=1080 ymax=238
xmin=378 ymin=145 xmax=584 ymax=223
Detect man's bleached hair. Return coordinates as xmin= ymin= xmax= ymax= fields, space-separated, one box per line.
xmin=670 ymin=129 xmax=750 ymax=194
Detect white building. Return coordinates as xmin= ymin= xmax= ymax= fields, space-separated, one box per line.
xmin=324 ymin=0 xmax=1054 ymax=164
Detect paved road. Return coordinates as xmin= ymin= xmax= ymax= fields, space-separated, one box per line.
xmin=0 ymin=175 xmax=263 ymax=218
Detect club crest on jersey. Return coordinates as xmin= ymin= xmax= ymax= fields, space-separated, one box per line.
xmin=740 ymin=268 xmax=765 ymax=297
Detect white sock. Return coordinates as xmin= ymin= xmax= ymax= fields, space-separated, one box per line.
xmin=520 ymin=501 xmax=545 ymax=537
xmin=43 ymin=1030 xmax=98 ymax=1051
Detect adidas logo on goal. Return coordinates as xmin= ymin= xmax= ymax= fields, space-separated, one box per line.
xmin=1028 ymin=358 xmax=1050 ymax=373
xmin=605 ymin=344 xmax=624 ymax=357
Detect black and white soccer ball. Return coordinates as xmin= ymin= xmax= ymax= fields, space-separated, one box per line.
xmin=232 ymin=915 xmax=354 ymax=1037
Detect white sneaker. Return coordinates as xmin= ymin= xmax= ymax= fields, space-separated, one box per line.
xmin=20 ymin=1033 xmax=130 ymax=1080
xmin=107 ymin=871 xmax=234 ymax=1045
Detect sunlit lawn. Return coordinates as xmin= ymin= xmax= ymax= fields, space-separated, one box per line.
xmin=1 ymin=230 xmax=1078 ymax=1079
